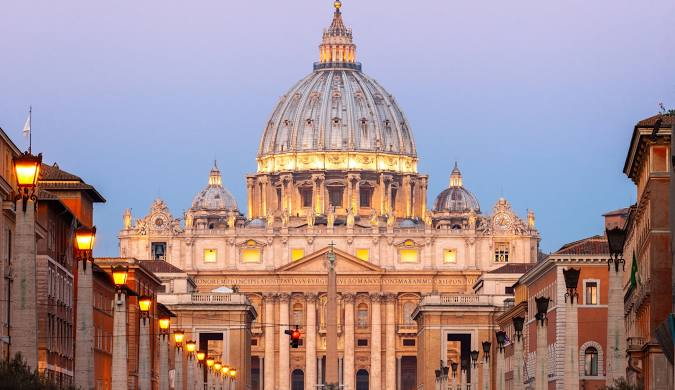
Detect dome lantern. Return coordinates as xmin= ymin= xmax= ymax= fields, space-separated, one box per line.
xmin=316 ymin=0 xmax=360 ymax=71
xmin=433 ymin=163 xmax=480 ymax=213
xmin=191 ymin=162 xmax=238 ymax=212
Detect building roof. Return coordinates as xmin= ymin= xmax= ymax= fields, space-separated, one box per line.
xmin=554 ymin=235 xmax=608 ymax=255
xmin=138 ymin=260 xmax=185 ymax=274
xmin=636 ymin=114 xmax=675 ymax=128
xmin=623 ymin=113 xmax=673 ymax=181
xmin=602 ymin=207 xmax=630 ymax=217
xmin=39 ymin=163 xmax=106 ymax=202
xmin=488 ymin=263 xmax=536 ymax=274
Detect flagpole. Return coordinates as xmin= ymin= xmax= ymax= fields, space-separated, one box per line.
xmin=28 ymin=106 xmax=32 ymax=154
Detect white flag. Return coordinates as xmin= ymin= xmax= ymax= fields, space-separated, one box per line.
xmin=22 ymin=113 xmax=31 ymax=138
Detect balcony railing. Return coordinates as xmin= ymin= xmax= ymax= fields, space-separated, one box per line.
xmin=627 ymin=336 xmax=647 ymax=350
xmin=157 ymin=293 xmax=250 ymax=306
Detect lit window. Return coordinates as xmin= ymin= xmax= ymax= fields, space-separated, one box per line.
xmin=241 ymin=248 xmax=261 ymax=263
xmin=494 ymin=242 xmax=509 ymax=263
xmin=355 ymin=249 xmax=369 ymax=261
xmin=291 ymin=248 xmax=305 ymax=261
xmin=301 ymin=188 xmax=313 ymax=208
xmin=399 ymin=249 xmax=418 ymax=263
xmin=585 ymin=281 xmax=598 ymax=305
xmin=584 ymin=347 xmax=598 ymax=376
xmin=203 ymin=249 xmax=217 ymax=263
xmin=444 ymin=249 xmax=457 ymax=263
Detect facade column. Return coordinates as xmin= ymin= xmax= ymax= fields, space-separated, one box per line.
xmin=186 ymin=353 xmax=195 ymax=390
xmin=138 ymin=316 xmax=151 ymax=390
xmin=397 ymin=357 xmax=402 ymax=390
xmin=606 ymin=260 xmax=627 ymax=384
xmin=263 ymin=294 xmax=276 ymax=390
xmin=318 ymin=357 xmax=323 ymax=386
xmin=112 ymin=291 xmax=128 ymax=390
xmin=74 ymin=264 xmax=95 ymax=390
xmin=385 ymin=294 xmax=397 ymax=390
xmin=563 ymin=269 xmax=580 ymax=390
xmin=482 ymin=349 xmax=490 ymax=390
xmin=196 ymin=361 xmax=204 ymax=390
xmin=278 ymin=294 xmax=291 ymax=390
xmin=159 ymin=333 xmax=169 ymax=390
xmin=246 ymin=178 xmax=255 ymax=219
xmin=305 ymin=293 xmax=318 ymax=390
xmin=370 ymin=293 xmax=382 ymax=390
xmin=10 ymin=198 xmax=38 ymax=369
xmin=343 ymin=293 xmax=355 ymax=390
xmin=260 ymin=177 xmax=268 ymax=218
xmin=496 ymin=341 xmax=505 ymax=390
xmin=259 ymin=357 xmax=264 ymax=390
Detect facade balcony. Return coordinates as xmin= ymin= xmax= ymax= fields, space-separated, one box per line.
xmin=158 ymin=292 xmax=251 ymax=306
xmin=627 ymin=336 xmax=647 ymax=351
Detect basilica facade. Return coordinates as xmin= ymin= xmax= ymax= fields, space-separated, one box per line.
xmin=118 ymin=3 xmax=540 ymax=390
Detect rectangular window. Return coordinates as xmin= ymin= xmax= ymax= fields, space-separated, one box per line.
xmin=151 ymin=242 xmax=167 ymax=260
xmin=291 ymin=248 xmax=305 ymax=261
xmin=399 ymin=249 xmax=418 ymax=263
xmin=355 ymin=249 xmax=369 ymax=261
xmin=241 ymin=248 xmax=262 ymax=263
xmin=505 ymin=286 xmax=515 ymax=295
xmin=403 ymin=339 xmax=416 ymax=347
xmin=443 ymin=249 xmax=457 ymax=263
xmin=494 ymin=242 xmax=509 ymax=263
xmin=360 ymin=187 xmax=372 ymax=208
xmin=651 ymin=146 xmax=668 ymax=173
xmin=203 ymin=249 xmax=217 ymax=263
xmin=301 ymin=188 xmax=313 ymax=208
xmin=585 ymin=281 xmax=598 ymax=305
xmin=328 ymin=187 xmax=343 ymax=208
xmin=357 ymin=339 xmax=369 ymax=347
xmin=251 ymin=338 xmax=258 ymax=346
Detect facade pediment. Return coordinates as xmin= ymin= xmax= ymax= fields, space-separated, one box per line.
xmin=275 ymin=247 xmax=383 ymax=274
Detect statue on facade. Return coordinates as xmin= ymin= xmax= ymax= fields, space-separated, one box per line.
xmin=123 ymin=208 xmax=132 ymax=230
xmin=369 ymin=209 xmax=379 ymax=227
xmin=386 ymin=211 xmax=395 ymax=227
xmin=424 ymin=210 xmax=433 ymax=227
xmin=227 ymin=212 xmax=237 ymax=229
xmin=468 ymin=209 xmax=477 ymax=229
xmin=528 ymin=209 xmax=536 ymax=229
xmin=307 ymin=210 xmax=315 ymax=227
xmin=281 ymin=208 xmax=290 ymax=227
xmin=267 ymin=213 xmax=275 ymax=227
xmin=185 ymin=212 xmax=193 ymax=228
xmin=327 ymin=207 xmax=335 ymax=229
xmin=346 ymin=208 xmax=355 ymax=228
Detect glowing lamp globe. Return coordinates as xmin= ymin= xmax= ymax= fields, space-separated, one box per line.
xmin=13 ymin=152 xmax=42 ymax=190
xmin=186 ymin=340 xmax=196 ymax=353
xmin=214 ymin=362 xmax=222 ymax=371
xmin=74 ymin=226 xmax=96 ymax=251
xmin=206 ymin=357 xmax=215 ymax=367
xmin=196 ymin=351 xmax=206 ymax=362
xmin=138 ymin=296 xmax=152 ymax=313
xmin=158 ymin=316 xmax=171 ymax=332
xmin=222 ymin=366 xmax=230 ymax=375
xmin=111 ymin=265 xmax=128 ymax=288
xmin=229 ymin=368 xmax=237 ymax=378
xmin=173 ymin=330 xmax=185 ymax=345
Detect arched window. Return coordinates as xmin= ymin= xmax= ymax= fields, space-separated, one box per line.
xmin=584 ymin=347 xmax=598 ymax=376
xmin=357 ymin=303 xmax=368 ymax=328
xmin=356 ymin=369 xmax=369 ymax=390
xmin=403 ymin=302 xmax=416 ymax=325
xmin=291 ymin=369 xmax=304 ymax=390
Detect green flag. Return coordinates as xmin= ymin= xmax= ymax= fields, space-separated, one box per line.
xmin=630 ymin=250 xmax=640 ymax=288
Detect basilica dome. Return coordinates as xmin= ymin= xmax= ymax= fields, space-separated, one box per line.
xmin=191 ymin=163 xmax=238 ymax=211
xmin=433 ymin=163 xmax=480 ymax=213
xmin=256 ymin=1 xmax=416 ymax=174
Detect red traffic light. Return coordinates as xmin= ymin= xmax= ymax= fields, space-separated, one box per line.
xmin=291 ymin=329 xmax=301 ymax=340
xmin=285 ymin=326 xmax=301 ymax=348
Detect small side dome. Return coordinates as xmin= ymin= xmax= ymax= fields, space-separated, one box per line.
xmin=433 ymin=163 xmax=480 ymax=213
xmin=191 ymin=162 xmax=238 ymax=211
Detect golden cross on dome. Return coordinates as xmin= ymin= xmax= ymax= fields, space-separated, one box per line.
xmin=334 ymin=1 xmax=341 ymax=10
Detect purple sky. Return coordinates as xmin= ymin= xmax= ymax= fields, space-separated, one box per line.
xmin=1 ymin=0 xmax=674 ymax=256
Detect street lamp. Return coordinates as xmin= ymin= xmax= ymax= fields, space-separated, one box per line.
xmin=451 ymin=361 xmax=458 ymax=378
xmin=206 ymin=357 xmax=215 ymax=368
xmin=174 ymin=330 xmax=185 ymax=347
xmin=563 ymin=268 xmax=581 ymax=303
xmin=74 ymin=225 xmax=96 ymax=268
xmin=495 ymin=331 xmax=507 ymax=353
xmin=470 ymin=350 xmax=479 ymax=368
xmin=197 ymin=351 xmax=206 ymax=364
xmin=112 ymin=265 xmax=128 ymax=290
xmin=606 ymin=227 xmax=627 ymax=271
xmin=535 ymin=296 xmax=550 ymax=325
xmin=482 ymin=341 xmax=491 ymax=361
xmin=158 ymin=315 xmax=171 ymax=390
xmin=13 ymin=151 xmax=42 ymax=212
xmin=513 ymin=317 xmax=525 ymax=341
xmin=73 ymin=224 xmax=97 ymax=388
xmin=214 ymin=361 xmax=222 ymax=371
xmin=138 ymin=296 xmax=152 ymax=317
xmin=186 ymin=340 xmax=196 ymax=354
xmin=159 ymin=316 xmax=171 ymax=333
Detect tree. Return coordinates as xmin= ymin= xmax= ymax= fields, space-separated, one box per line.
xmin=0 ymin=353 xmax=78 ymax=390
xmin=603 ymin=378 xmax=643 ymax=390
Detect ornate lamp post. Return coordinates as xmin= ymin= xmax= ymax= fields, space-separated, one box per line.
xmin=206 ymin=357 xmax=215 ymax=390
xmin=10 ymin=151 xmax=42 ymax=370
xmin=495 ymin=331 xmax=506 ymax=390
xmin=563 ymin=268 xmax=581 ymax=390
xmin=470 ymin=350 xmax=479 ymax=390
xmin=111 ymin=265 xmax=129 ymax=390
xmin=228 ymin=368 xmax=237 ymax=390
xmin=512 ymin=317 xmax=525 ymax=390
xmin=196 ymin=351 xmax=206 ymax=390
xmin=535 ymin=297 xmax=551 ymax=390
xmin=605 ymin=227 xmax=628 ymax=384
xmin=73 ymin=225 xmax=96 ymax=389
xmin=138 ymin=295 xmax=153 ymax=390
xmin=451 ymin=361 xmax=459 ymax=390
xmin=214 ymin=362 xmax=222 ymax=390
xmin=158 ymin=316 xmax=171 ymax=390
xmin=221 ymin=365 xmax=230 ymax=390
xmin=482 ymin=341 xmax=492 ymax=390
xmin=435 ymin=360 xmax=450 ymax=390
xmin=174 ymin=330 xmax=185 ymax=390
xmin=186 ymin=340 xmax=196 ymax=390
